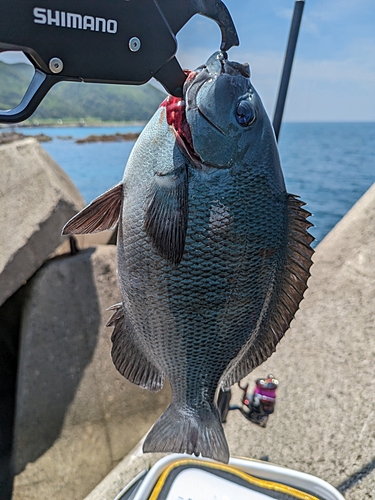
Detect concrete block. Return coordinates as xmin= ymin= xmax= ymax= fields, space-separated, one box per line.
xmin=0 ymin=138 xmax=85 ymax=306
xmin=85 ymin=183 xmax=375 ymax=500
xmin=50 ymin=231 xmax=115 ymax=258
xmin=11 ymin=245 xmax=170 ymax=500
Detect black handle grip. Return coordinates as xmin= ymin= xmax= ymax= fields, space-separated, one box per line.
xmin=0 ymin=70 xmax=60 ymax=123
xmin=0 ymin=0 xmax=239 ymax=123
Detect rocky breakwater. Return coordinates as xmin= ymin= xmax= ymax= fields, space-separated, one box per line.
xmin=75 ymin=132 xmax=140 ymax=144
xmin=0 ymin=138 xmax=170 ymax=500
xmin=0 ymin=138 xmax=85 ymax=305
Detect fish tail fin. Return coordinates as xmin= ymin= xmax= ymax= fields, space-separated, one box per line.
xmin=143 ymin=402 xmax=229 ymax=463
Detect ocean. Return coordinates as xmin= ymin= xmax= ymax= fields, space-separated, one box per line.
xmin=17 ymin=122 xmax=375 ymax=247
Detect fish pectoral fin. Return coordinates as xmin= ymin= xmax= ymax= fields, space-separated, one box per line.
xmin=144 ymin=163 xmax=188 ymax=265
xmin=62 ymin=183 xmax=123 ymax=235
xmin=107 ymin=303 xmax=164 ymax=392
xmin=222 ymin=194 xmax=314 ymax=387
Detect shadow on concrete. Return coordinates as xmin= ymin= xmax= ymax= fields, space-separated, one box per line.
xmin=0 ymin=285 xmax=27 ymax=499
xmin=337 ymin=457 xmax=375 ymax=494
xmin=12 ymin=248 xmax=101 ymax=474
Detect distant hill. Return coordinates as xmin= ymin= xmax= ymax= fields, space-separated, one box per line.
xmin=0 ymin=62 xmax=166 ymax=123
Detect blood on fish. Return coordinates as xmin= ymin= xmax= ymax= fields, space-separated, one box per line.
xmin=160 ymin=89 xmax=194 ymax=152
xmin=158 ymin=70 xmax=197 ymax=154
xmin=160 ymin=96 xmax=185 ymax=131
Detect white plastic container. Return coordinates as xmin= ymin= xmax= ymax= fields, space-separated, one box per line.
xmin=114 ymin=454 xmax=345 ymax=500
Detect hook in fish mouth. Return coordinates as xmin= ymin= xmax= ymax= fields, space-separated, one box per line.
xmin=194 ymin=51 xmax=250 ymax=79
xmin=191 ymin=51 xmax=228 ymax=76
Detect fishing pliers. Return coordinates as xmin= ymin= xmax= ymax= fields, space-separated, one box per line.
xmin=0 ymin=0 xmax=239 ymax=123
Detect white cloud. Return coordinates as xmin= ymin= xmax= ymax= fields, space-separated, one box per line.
xmin=283 ymin=39 xmax=375 ymax=122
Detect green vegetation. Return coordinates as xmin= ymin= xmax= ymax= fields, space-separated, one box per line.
xmin=0 ymin=62 xmax=166 ymax=124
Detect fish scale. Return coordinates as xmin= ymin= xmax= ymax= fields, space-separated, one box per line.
xmin=63 ymin=51 xmax=313 ymax=463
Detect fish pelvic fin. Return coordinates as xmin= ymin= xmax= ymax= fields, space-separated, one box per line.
xmin=107 ymin=303 xmax=164 ymax=392
xmin=222 ymin=194 xmax=314 ymax=387
xmin=62 ymin=183 xmax=123 ymax=235
xmin=143 ymin=401 xmax=229 ymax=463
xmin=144 ymin=163 xmax=188 ymax=265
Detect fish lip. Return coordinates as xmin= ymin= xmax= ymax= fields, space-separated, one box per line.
xmin=184 ymin=70 xmax=227 ymax=138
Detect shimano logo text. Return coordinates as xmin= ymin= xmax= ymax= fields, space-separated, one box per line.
xmin=33 ymin=7 xmax=118 ymax=34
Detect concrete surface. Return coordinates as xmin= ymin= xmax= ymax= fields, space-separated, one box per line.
xmin=85 ymin=183 xmax=375 ymax=500
xmin=50 ymin=231 xmax=115 ymax=258
xmin=83 ymin=440 xmax=166 ymax=500
xmin=11 ymin=245 xmax=170 ymax=500
xmin=0 ymin=138 xmax=85 ymax=306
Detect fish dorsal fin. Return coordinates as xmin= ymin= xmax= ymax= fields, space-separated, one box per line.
xmin=222 ymin=194 xmax=314 ymax=387
xmin=62 ymin=183 xmax=123 ymax=234
xmin=144 ymin=163 xmax=188 ymax=265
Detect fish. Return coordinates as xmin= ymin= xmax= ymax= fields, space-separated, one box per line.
xmin=63 ymin=51 xmax=314 ymax=463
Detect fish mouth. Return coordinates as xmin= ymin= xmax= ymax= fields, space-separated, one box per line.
xmin=189 ymin=51 xmax=250 ymax=81
xmin=160 ymin=53 xmax=251 ymax=166
xmin=184 ymin=51 xmax=250 ymax=96
xmin=183 ymin=51 xmax=251 ymax=137
xmin=184 ymin=69 xmax=226 ymax=136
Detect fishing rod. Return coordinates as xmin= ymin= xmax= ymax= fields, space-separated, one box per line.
xmin=273 ymin=0 xmax=305 ymax=142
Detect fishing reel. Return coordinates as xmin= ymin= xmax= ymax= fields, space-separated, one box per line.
xmin=218 ymin=375 xmax=279 ymax=428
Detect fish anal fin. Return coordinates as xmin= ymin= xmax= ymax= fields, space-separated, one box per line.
xmin=222 ymin=193 xmax=314 ymax=387
xmin=62 ymin=183 xmax=123 ymax=235
xmin=107 ymin=303 xmax=164 ymax=392
xmin=144 ymin=163 xmax=188 ymax=265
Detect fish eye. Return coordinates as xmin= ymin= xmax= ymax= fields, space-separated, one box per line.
xmin=235 ymin=99 xmax=256 ymax=126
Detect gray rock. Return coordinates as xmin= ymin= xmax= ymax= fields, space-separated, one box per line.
xmin=0 ymin=138 xmax=85 ymax=306
xmin=11 ymin=245 xmax=170 ymax=500
xmin=85 ymin=183 xmax=375 ymax=500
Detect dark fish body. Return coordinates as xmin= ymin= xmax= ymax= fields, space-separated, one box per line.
xmin=63 ymin=52 xmax=313 ymax=463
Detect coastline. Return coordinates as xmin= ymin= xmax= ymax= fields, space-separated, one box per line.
xmin=0 ymin=120 xmax=146 ymax=129
xmin=0 ymin=130 xmax=141 ymax=145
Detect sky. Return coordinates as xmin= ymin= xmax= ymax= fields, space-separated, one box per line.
xmin=1 ymin=0 xmax=374 ymax=122
xmin=175 ymin=0 xmax=375 ymax=122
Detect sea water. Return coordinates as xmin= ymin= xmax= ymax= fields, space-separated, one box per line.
xmin=19 ymin=122 xmax=375 ymax=246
